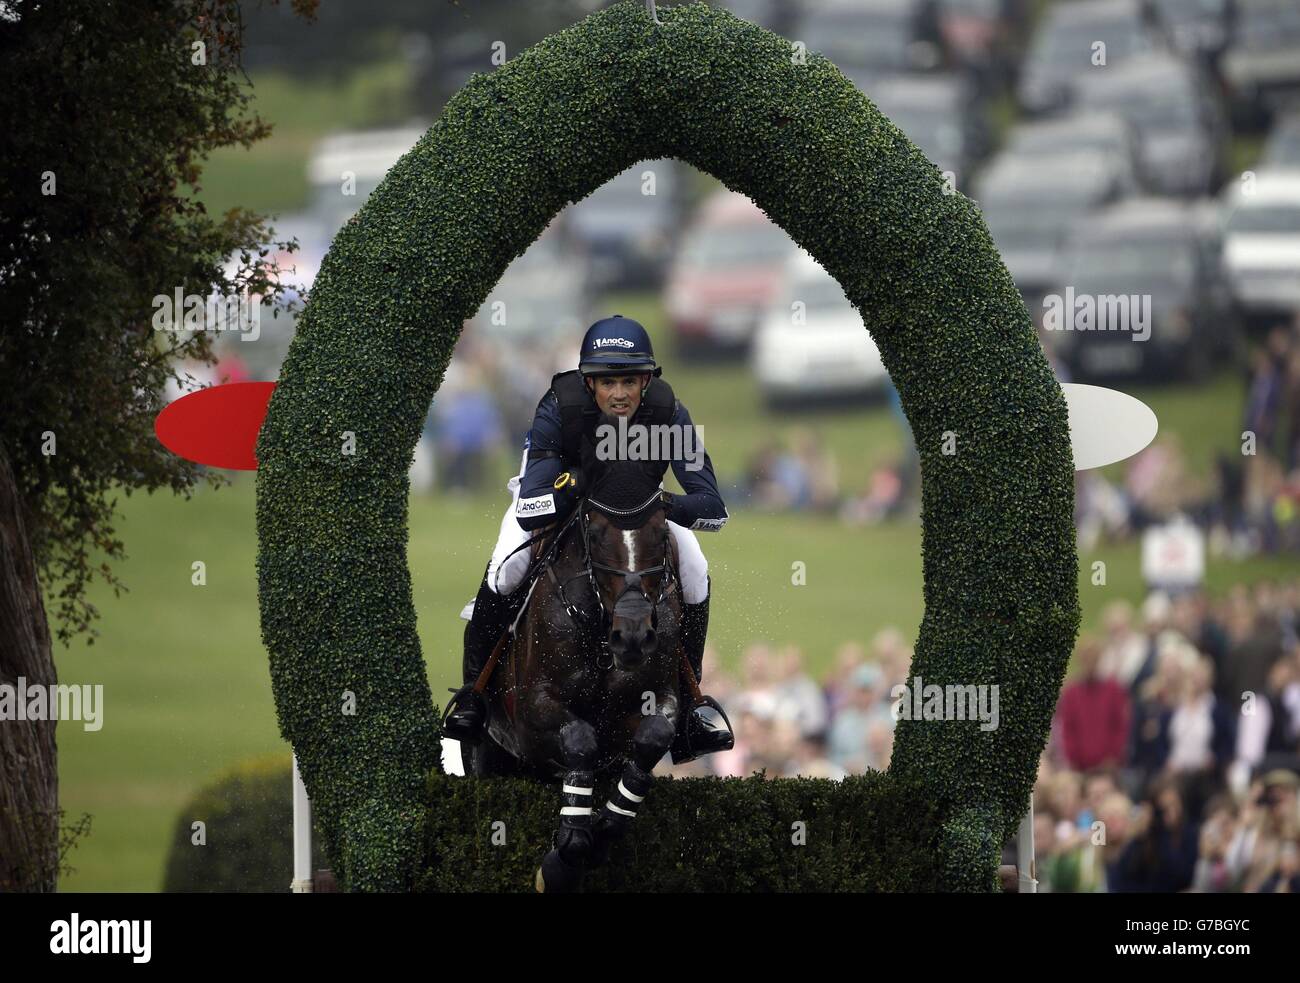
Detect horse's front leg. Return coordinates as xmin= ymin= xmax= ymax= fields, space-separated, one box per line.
xmin=593 ymin=710 xmax=676 ymax=856
xmin=535 ymin=717 xmax=599 ymax=893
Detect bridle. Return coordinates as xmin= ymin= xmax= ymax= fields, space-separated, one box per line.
xmin=542 ymin=489 xmax=678 ymax=669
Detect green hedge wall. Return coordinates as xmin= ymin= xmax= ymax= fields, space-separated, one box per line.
xmin=256 ymin=0 xmax=1079 ymax=891
xmin=420 ymin=768 xmax=942 ymax=893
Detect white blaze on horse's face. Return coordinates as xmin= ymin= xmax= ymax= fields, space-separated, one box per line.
xmin=622 ymin=529 xmax=637 ymax=573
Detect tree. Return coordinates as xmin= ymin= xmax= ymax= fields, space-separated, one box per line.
xmin=0 ymin=0 xmax=316 ymax=891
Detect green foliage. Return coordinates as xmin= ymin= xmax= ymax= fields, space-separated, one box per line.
xmin=0 ymin=0 xmax=312 ymax=643
xmin=420 ymin=769 xmax=943 ymax=892
xmin=257 ymin=0 xmax=1078 ymax=890
xmin=162 ymin=755 xmax=305 ymax=893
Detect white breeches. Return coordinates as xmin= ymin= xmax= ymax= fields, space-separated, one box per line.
xmin=487 ymin=444 xmax=709 ymax=604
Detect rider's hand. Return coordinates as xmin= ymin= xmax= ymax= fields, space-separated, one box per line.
xmin=660 ymin=490 xmax=677 ymax=519
xmin=554 ymin=467 xmax=586 ymax=498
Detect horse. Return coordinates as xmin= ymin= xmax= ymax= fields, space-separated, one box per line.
xmin=460 ymin=461 xmax=687 ymax=892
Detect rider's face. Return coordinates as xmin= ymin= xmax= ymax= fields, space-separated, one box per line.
xmin=587 ymin=373 xmax=651 ymax=417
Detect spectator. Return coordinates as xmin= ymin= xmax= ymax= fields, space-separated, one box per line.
xmin=1057 ymin=637 xmax=1131 ymax=772
xmin=772 ymin=644 xmax=829 ymax=739
xmin=1110 ymin=777 xmax=1199 ymax=893
xmin=431 ymin=365 xmax=503 ymax=493
xmin=1098 ymin=600 xmax=1148 ymax=689
xmin=1165 ymin=656 xmax=1236 ymax=821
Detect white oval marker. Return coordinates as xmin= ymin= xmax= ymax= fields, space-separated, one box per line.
xmin=1061 ymin=383 xmax=1159 ymax=472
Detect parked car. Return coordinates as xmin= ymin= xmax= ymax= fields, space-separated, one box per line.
xmin=1260 ymin=112 xmax=1300 ymax=174
xmin=752 ymin=249 xmax=889 ymax=406
xmin=568 ymin=159 xmax=682 ymax=290
xmin=1051 ymin=198 xmax=1239 ymax=382
xmin=1220 ymin=172 xmax=1300 ymax=328
xmin=306 ymin=124 xmax=431 ymax=240
xmin=666 ymin=191 xmax=794 ymax=357
xmin=796 ymin=0 xmax=945 ymax=91
xmin=869 ymin=73 xmax=992 ymax=190
xmin=470 ymin=217 xmax=594 ymax=345
xmin=1221 ymin=0 xmax=1300 ymax=128
xmin=975 ymin=149 xmax=1127 ymax=309
xmin=1017 ymin=0 xmax=1166 ymax=116
xmin=1150 ymin=0 xmax=1235 ymax=63
xmin=1005 ymin=111 xmax=1149 ymax=197
xmin=233 ymin=125 xmax=426 ymax=381
xmin=1075 ymin=52 xmax=1229 ymax=197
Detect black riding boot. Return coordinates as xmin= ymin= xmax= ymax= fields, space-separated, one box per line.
xmin=442 ymin=572 xmax=516 ymax=742
xmin=670 ymin=581 xmax=736 ymax=764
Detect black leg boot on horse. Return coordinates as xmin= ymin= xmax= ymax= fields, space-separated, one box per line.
xmin=536 ymin=720 xmax=600 ymax=893
xmin=590 ymin=713 xmax=676 ymax=866
xmin=442 ymin=569 xmax=518 ymax=745
xmin=670 ymin=577 xmax=736 ymax=765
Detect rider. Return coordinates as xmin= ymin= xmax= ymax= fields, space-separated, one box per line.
xmin=443 ymin=314 xmax=734 ymax=762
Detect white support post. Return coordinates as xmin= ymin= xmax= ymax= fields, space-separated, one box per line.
xmin=291 ymin=752 xmax=314 ymax=893
xmin=1017 ymin=798 xmax=1038 ymax=894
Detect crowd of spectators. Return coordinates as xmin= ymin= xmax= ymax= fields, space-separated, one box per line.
xmin=1036 ymin=580 xmax=1300 ymax=892
xmin=666 ymin=577 xmax=1300 ymax=893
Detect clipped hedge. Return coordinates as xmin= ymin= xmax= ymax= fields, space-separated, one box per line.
xmin=256 ymin=0 xmax=1079 ymax=891
xmin=419 ymin=769 xmax=942 ymax=892
xmin=162 ymin=754 xmax=313 ymax=893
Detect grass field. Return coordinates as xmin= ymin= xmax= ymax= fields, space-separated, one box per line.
xmin=51 ymin=357 xmax=1296 ymax=891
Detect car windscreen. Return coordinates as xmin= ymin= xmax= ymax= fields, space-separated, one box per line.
xmin=1235 ymin=0 xmax=1300 ymax=48
xmin=1011 ymin=127 xmax=1122 ymax=157
xmin=1226 ymin=204 xmax=1300 ymax=234
xmin=787 ymin=274 xmax=853 ymax=314
xmin=800 ymin=13 xmax=913 ymax=69
xmin=1070 ymin=235 xmax=1198 ymax=284
xmin=681 ymin=224 xmax=792 ymax=268
xmin=1086 ymin=84 xmax=1198 ymax=130
xmin=1152 ymin=0 xmax=1227 ymax=25
xmin=1031 ymin=15 xmax=1150 ymax=68
xmin=982 ymin=200 xmax=1089 ymax=248
xmin=881 ymin=105 xmax=964 ymax=160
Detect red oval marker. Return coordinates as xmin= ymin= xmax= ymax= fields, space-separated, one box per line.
xmin=154 ymin=382 xmax=277 ymax=470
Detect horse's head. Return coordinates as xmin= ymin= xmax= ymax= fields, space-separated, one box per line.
xmin=582 ymin=473 xmax=674 ymax=672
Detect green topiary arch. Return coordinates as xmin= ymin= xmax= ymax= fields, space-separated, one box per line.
xmin=256 ymin=0 xmax=1080 ymax=892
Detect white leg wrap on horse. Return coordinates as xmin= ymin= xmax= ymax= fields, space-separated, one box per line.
xmin=668 ymin=521 xmax=709 ymax=605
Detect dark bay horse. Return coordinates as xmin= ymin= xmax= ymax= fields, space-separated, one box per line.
xmin=461 ymin=463 xmax=687 ymax=891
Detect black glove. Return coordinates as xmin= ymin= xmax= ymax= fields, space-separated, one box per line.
xmin=660 ymin=490 xmax=677 ymax=520
xmin=553 ymin=467 xmax=587 ymax=499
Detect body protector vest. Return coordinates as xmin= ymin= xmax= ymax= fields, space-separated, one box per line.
xmin=550 ymin=369 xmax=677 ymax=488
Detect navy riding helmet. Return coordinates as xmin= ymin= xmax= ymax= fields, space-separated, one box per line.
xmin=578 ymin=314 xmax=660 ymax=378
